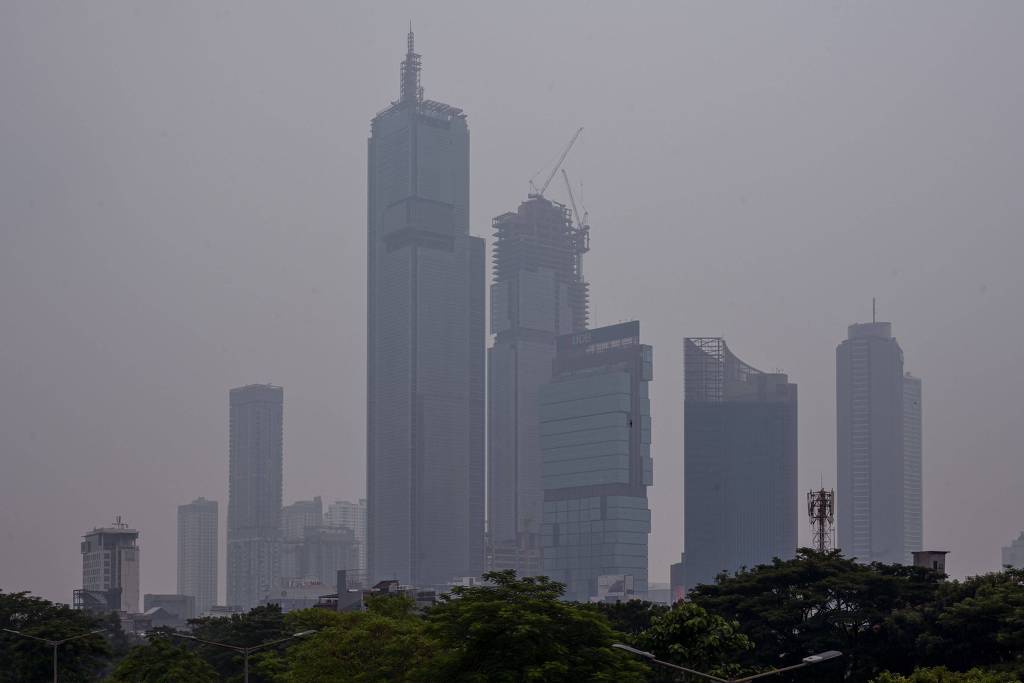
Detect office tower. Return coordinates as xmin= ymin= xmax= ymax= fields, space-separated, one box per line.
xmin=539 ymin=322 xmax=653 ymax=602
xmin=326 ymin=499 xmax=367 ymax=579
xmin=903 ymin=373 xmax=923 ymax=563
xmin=227 ymin=384 xmax=284 ymax=609
xmin=837 ymin=321 xmax=920 ymax=564
xmin=488 ymin=194 xmax=590 ymax=574
xmin=177 ymin=497 xmax=218 ymax=615
xmin=302 ymin=526 xmax=359 ymax=587
xmin=682 ymin=338 xmax=798 ymax=590
xmin=366 ymin=28 xmax=485 ymax=586
xmin=78 ymin=518 xmax=140 ymax=613
xmin=1003 ymin=533 xmax=1024 ymax=569
xmin=282 ymin=497 xmax=324 ymax=541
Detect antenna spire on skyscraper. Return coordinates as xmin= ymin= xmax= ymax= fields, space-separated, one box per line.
xmin=400 ymin=24 xmax=422 ymax=104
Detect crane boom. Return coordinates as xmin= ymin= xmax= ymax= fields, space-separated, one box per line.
xmin=562 ymin=169 xmax=583 ymax=229
xmin=536 ymin=127 xmax=583 ymax=197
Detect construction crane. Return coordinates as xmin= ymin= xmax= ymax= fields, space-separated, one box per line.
xmin=529 ymin=127 xmax=583 ymax=198
xmin=561 ymin=168 xmax=586 ymax=230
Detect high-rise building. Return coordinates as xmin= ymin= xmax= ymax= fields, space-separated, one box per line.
xmin=488 ymin=195 xmax=590 ymax=575
xmin=79 ymin=518 xmax=140 ymax=613
xmin=326 ymin=499 xmax=367 ymax=581
xmin=282 ymin=497 xmax=324 ymax=541
xmin=682 ymin=338 xmax=798 ymax=590
xmin=903 ymin=373 xmax=923 ymax=564
xmin=1002 ymin=533 xmax=1024 ymax=569
xmin=227 ymin=384 xmax=284 ymax=609
xmin=837 ymin=321 xmax=920 ymax=564
xmin=539 ymin=321 xmax=653 ymax=602
xmin=177 ymin=497 xmax=218 ymax=615
xmin=366 ymin=29 xmax=485 ymax=587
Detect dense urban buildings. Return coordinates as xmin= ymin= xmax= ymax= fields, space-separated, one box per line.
xmin=227 ymin=384 xmax=284 ymax=609
xmin=1003 ymin=533 xmax=1024 ymax=569
xmin=326 ymin=498 xmax=367 ymax=583
xmin=681 ymin=337 xmax=798 ymax=590
xmin=177 ymin=497 xmax=218 ymax=615
xmin=77 ymin=518 xmax=140 ymax=613
xmin=837 ymin=321 xmax=922 ymax=564
xmin=143 ymin=593 xmax=195 ymax=623
xmin=281 ymin=497 xmax=324 ymax=580
xmin=488 ymin=194 xmax=590 ymax=574
xmin=539 ymin=321 xmax=653 ymax=602
xmin=365 ymin=29 xmax=485 ymax=586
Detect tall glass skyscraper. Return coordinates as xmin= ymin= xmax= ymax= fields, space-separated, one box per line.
xmin=539 ymin=322 xmax=653 ymax=602
xmin=366 ymin=29 xmax=485 ymax=587
xmin=837 ymin=321 xmax=921 ymax=564
xmin=488 ymin=195 xmax=589 ymax=574
xmin=227 ymin=384 xmax=283 ymax=609
xmin=682 ymin=338 xmax=798 ymax=590
xmin=178 ymin=497 xmax=218 ymax=615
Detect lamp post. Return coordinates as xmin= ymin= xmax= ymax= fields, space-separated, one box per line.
xmin=2 ymin=627 xmax=106 ymax=683
xmin=612 ymin=643 xmax=842 ymax=682
xmin=173 ymin=629 xmax=317 ymax=683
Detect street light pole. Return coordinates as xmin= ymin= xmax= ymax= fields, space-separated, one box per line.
xmin=612 ymin=643 xmax=842 ymax=682
xmin=2 ymin=627 xmax=106 ymax=683
xmin=173 ymin=629 xmax=317 ymax=683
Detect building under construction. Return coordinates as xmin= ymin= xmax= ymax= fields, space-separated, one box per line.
xmin=488 ymin=190 xmax=590 ymax=574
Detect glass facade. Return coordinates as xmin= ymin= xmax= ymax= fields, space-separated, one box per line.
xmin=540 ymin=322 xmax=652 ymax=602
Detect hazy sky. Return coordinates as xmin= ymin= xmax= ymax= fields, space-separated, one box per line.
xmin=2 ymin=1 xmax=1022 ymax=604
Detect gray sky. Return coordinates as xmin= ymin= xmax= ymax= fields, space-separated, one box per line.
xmin=1 ymin=1 xmax=1022 ymax=603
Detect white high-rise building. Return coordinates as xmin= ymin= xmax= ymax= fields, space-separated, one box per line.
xmin=178 ymin=497 xmax=218 ymax=615
xmin=326 ymin=499 xmax=367 ymax=577
xmin=903 ymin=373 xmax=923 ymax=564
xmin=80 ymin=518 xmax=140 ymax=613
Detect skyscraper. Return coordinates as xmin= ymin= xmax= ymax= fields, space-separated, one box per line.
xmin=539 ymin=321 xmax=653 ymax=602
xmin=325 ymin=499 xmax=367 ymax=582
xmin=366 ymin=29 xmax=485 ymax=587
xmin=281 ymin=497 xmax=323 ymax=580
xmin=903 ymin=373 xmax=923 ymax=564
xmin=177 ymin=497 xmax=218 ymax=615
xmin=227 ymin=384 xmax=283 ymax=609
xmin=682 ymin=338 xmax=798 ymax=590
xmin=78 ymin=518 xmax=140 ymax=613
xmin=488 ymin=195 xmax=589 ymax=574
xmin=837 ymin=321 xmax=920 ymax=564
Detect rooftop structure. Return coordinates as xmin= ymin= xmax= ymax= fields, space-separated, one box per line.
xmin=79 ymin=517 xmax=140 ymax=613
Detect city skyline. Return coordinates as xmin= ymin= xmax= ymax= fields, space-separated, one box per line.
xmin=2 ymin=3 xmax=1022 ymax=602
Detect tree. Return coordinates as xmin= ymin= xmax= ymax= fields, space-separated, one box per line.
xmin=633 ymin=600 xmax=753 ymax=681
xmin=872 ymin=667 xmax=1022 ymax=683
xmin=107 ymin=637 xmax=218 ymax=682
xmin=687 ymin=549 xmax=943 ymax=681
xmin=0 ymin=590 xmax=111 ymax=683
xmin=591 ymin=599 xmax=669 ymax=636
xmin=184 ymin=604 xmax=288 ymax=682
xmin=417 ymin=570 xmax=649 ymax=682
xmin=282 ymin=599 xmax=435 ymax=682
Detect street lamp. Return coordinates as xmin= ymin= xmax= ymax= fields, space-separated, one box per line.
xmin=613 ymin=643 xmax=842 ymax=682
xmin=173 ymin=629 xmax=317 ymax=683
xmin=2 ymin=627 xmax=107 ymax=683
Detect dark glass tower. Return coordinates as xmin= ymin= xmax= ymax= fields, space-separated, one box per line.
xmin=366 ymin=29 xmax=485 ymax=587
xmin=227 ymin=384 xmax=283 ymax=610
xmin=683 ymin=338 xmax=797 ymax=590
xmin=488 ymin=196 xmax=589 ymax=573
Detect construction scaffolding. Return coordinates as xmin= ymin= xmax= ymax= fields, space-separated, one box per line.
xmin=807 ymin=489 xmax=836 ymax=553
xmin=684 ymin=337 xmax=762 ymax=402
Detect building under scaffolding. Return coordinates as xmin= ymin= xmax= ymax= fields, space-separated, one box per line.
xmin=682 ymin=338 xmax=798 ymax=590
xmin=488 ymin=195 xmax=590 ymax=574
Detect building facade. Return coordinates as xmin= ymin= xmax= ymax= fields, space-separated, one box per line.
xmin=539 ymin=322 xmax=653 ymax=602
xmin=488 ymin=195 xmax=589 ymax=574
xmin=682 ymin=338 xmax=798 ymax=590
xmin=366 ymin=29 xmax=485 ymax=587
xmin=227 ymin=384 xmax=284 ymax=609
xmin=177 ymin=497 xmax=218 ymax=615
xmin=326 ymin=499 xmax=367 ymax=582
xmin=837 ymin=322 xmax=921 ymax=564
xmin=903 ymin=373 xmax=923 ymax=564
xmin=1002 ymin=533 xmax=1024 ymax=569
xmin=80 ymin=518 xmax=140 ymax=613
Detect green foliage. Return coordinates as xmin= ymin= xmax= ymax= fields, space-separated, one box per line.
xmin=185 ymin=603 xmax=288 ymax=682
xmin=417 ymin=570 xmax=648 ymax=682
xmin=107 ymin=637 xmax=218 ymax=682
xmin=0 ymin=590 xmax=111 ymax=683
xmin=633 ymin=600 xmax=753 ymax=680
xmin=591 ymin=599 xmax=669 ymax=636
xmin=873 ymin=666 xmax=1022 ymax=682
xmin=282 ymin=604 xmax=434 ymax=682
xmin=688 ymin=549 xmax=943 ymax=681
